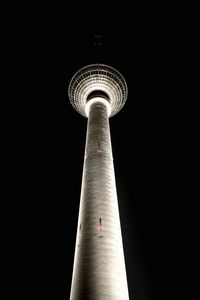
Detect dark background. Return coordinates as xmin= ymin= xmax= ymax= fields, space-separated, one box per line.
xmin=7 ymin=3 xmax=189 ymax=300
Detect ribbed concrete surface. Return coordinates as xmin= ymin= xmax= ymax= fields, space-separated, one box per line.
xmin=70 ymin=99 xmax=129 ymax=300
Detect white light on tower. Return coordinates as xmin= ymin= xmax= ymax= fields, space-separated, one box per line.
xmin=68 ymin=64 xmax=130 ymax=299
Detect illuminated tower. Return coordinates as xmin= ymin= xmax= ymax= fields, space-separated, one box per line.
xmin=68 ymin=64 xmax=129 ymax=300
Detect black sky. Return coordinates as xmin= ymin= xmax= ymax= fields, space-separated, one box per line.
xmin=8 ymin=4 xmax=187 ymax=300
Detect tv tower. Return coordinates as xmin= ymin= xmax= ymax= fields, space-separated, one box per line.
xmin=68 ymin=64 xmax=129 ymax=299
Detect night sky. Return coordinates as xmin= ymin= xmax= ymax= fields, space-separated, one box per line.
xmin=10 ymin=4 xmax=185 ymax=300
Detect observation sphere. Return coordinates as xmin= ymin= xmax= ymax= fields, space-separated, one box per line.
xmin=68 ymin=64 xmax=128 ymax=118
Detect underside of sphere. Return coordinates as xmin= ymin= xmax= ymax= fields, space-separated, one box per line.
xmin=68 ymin=64 xmax=128 ymax=118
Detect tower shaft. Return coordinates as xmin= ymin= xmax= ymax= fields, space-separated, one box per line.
xmin=70 ymin=99 xmax=129 ymax=300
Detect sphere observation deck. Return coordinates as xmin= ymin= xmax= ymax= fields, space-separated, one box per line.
xmin=68 ymin=64 xmax=128 ymax=118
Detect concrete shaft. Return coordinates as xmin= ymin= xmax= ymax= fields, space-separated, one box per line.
xmin=70 ymin=99 xmax=129 ymax=300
